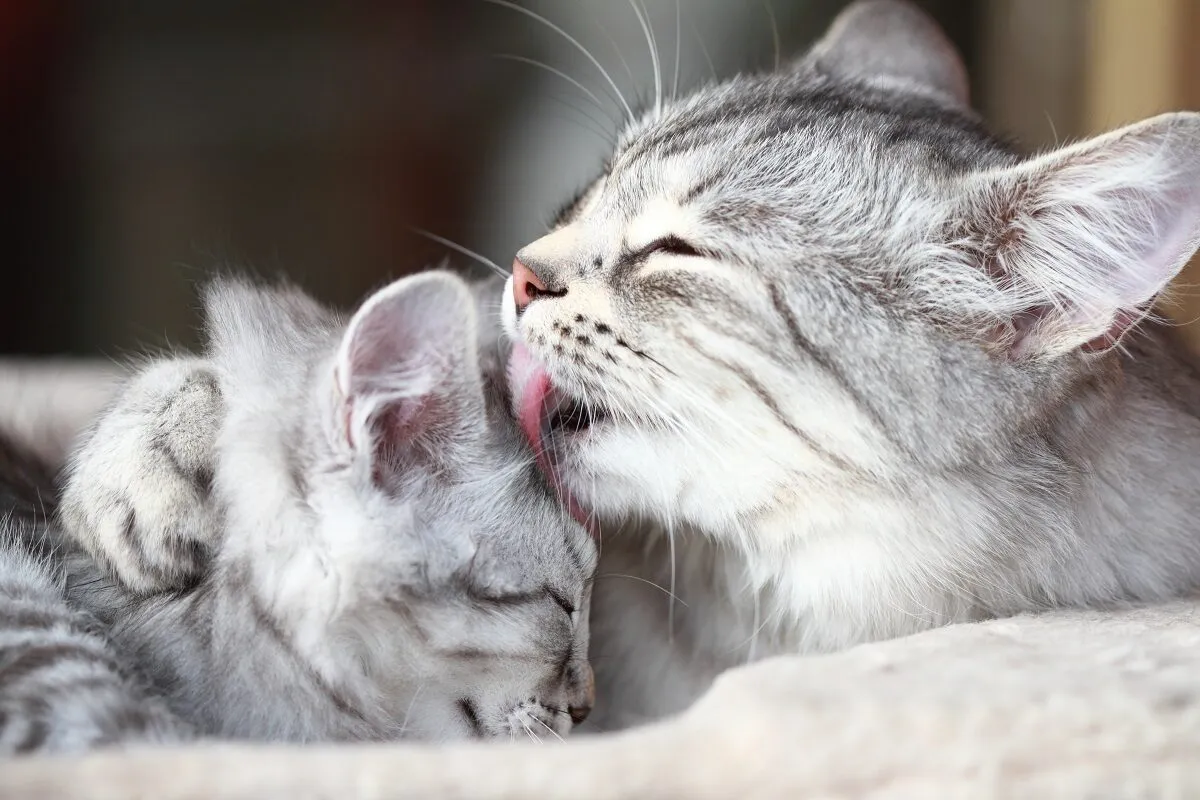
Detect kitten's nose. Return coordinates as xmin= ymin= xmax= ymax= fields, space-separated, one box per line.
xmin=567 ymin=662 xmax=595 ymax=725
xmin=511 ymin=258 xmax=561 ymax=310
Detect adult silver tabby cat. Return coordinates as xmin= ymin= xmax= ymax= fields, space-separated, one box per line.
xmin=45 ymin=270 xmax=596 ymax=744
xmin=503 ymin=1 xmax=1200 ymax=730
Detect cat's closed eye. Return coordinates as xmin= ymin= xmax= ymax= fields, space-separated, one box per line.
xmin=546 ymin=587 xmax=576 ymax=616
xmin=469 ymin=586 xmax=576 ymax=619
xmin=640 ymin=236 xmax=706 ymax=259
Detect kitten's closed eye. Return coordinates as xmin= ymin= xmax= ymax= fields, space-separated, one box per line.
xmin=470 ymin=586 xmax=576 ymax=619
xmin=639 ymin=236 xmax=706 ymax=259
xmin=546 ymin=587 xmax=576 ymax=616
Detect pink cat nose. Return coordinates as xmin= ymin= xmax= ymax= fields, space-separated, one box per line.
xmin=512 ymin=258 xmax=549 ymax=310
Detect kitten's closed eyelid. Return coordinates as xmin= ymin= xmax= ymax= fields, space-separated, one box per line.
xmin=546 ymin=587 xmax=576 ymax=616
xmin=640 ymin=235 xmax=707 ymax=259
xmin=469 ymin=586 xmax=575 ymax=617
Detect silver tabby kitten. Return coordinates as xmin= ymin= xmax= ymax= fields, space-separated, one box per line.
xmin=58 ymin=270 xmax=597 ymax=742
xmin=502 ymin=0 xmax=1200 ymax=730
xmin=0 ymin=434 xmax=190 ymax=754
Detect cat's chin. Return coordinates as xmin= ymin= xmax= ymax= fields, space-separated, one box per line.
xmin=507 ymin=341 xmax=600 ymax=534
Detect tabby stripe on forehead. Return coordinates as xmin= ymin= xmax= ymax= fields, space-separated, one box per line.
xmin=442 ymin=647 xmax=546 ymax=664
xmin=766 ymin=282 xmax=904 ymax=454
xmin=681 ymin=172 xmax=727 ymax=205
xmin=683 ymin=335 xmax=856 ymax=475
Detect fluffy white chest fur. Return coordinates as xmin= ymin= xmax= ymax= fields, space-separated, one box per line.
xmin=585 ymin=494 xmax=983 ymax=730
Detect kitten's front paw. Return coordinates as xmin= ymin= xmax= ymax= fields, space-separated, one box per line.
xmin=60 ymin=359 xmax=223 ymax=594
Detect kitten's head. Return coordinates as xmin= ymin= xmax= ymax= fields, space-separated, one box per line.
xmin=207 ymin=272 xmax=597 ymax=741
xmin=502 ymin=0 xmax=1200 ymax=536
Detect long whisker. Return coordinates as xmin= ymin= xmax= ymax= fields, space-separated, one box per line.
xmin=690 ymin=18 xmax=717 ymax=82
xmin=598 ymin=572 xmax=689 ymax=607
xmin=484 ymin=0 xmax=634 ymax=121
xmin=411 ymin=228 xmax=508 ymax=278
xmin=543 ymin=96 xmax=619 ymax=148
xmin=748 ymin=586 xmax=761 ymax=662
xmin=666 ymin=516 xmax=678 ymax=642
xmin=532 ymin=715 xmax=565 ymax=743
xmin=672 ymin=0 xmax=682 ymax=101
xmin=398 ymin=683 xmax=425 ymax=738
xmin=628 ymin=0 xmax=662 ymax=118
xmin=765 ymin=1 xmax=781 ymax=72
xmin=596 ymin=21 xmax=638 ymax=97
xmin=493 ymin=54 xmax=619 ymax=128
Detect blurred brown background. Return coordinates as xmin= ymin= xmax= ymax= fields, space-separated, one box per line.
xmin=1 ymin=0 xmax=1197 ymax=358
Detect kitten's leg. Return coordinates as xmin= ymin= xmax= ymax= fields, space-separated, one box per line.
xmin=59 ymin=359 xmax=223 ymax=595
xmin=0 ymin=525 xmax=192 ymax=754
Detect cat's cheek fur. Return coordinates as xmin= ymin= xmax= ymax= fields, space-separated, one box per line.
xmin=555 ymin=428 xmax=780 ymax=535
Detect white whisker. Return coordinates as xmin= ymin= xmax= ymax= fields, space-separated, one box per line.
xmin=597 ymin=572 xmax=690 ymax=607
xmin=543 ymin=94 xmax=619 ymax=147
xmin=690 ymin=18 xmax=717 ymax=82
xmin=398 ymin=682 xmax=425 ymax=738
xmin=628 ymin=0 xmax=662 ymax=118
xmin=596 ymin=20 xmax=638 ymax=97
xmin=532 ymin=715 xmax=564 ymax=743
xmin=672 ymin=0 xmax=682 ymax=102
xmin=666 ymin=516 xmax=678 ymax=642
xmin=493 ymin=53 xmax=619 ymax=128
xmin=765 ymin=1 xmax=781 ymax=72
xmin=411 ymin=229 xmax=508 ymax=279
xmin=484 ymin=0 xmax=634 ymax=121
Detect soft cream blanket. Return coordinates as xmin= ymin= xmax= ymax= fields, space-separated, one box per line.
xmin=3 ymin=600 xmax=1199 ymax=799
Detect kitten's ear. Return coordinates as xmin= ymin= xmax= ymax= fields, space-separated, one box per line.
xmin=806 ymin=0 xmax=968 ymax=106
xmin=333 ymin=271 xmax=485 ymax=461
xmin=956 ymin=112 xmax=1200 ymax=360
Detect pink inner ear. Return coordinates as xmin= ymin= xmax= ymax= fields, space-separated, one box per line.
xmin=332 ymin=368 xmax=357 ymax=449
xmin=1080 ymin=305 xmax=1151 ymax=354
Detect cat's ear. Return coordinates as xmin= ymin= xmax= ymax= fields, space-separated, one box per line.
xmin=955 ymin=112 xmax=1200 ymax=360
xmin=805 ymin=0 xmax=968 ymax=106
xmin=332 ymin=271 xmax=485 ymax=462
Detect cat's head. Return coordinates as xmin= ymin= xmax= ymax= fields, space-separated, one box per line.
xmin=502 ymin=0 xmax=1200 ymax=536
xmin=207 ymin=272 xmax=597 ymax=741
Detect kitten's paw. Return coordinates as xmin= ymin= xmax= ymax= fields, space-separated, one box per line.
xmin=60 ymin=359 xmax=224 ymax=595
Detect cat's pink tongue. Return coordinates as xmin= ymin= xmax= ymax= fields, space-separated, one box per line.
xmin=509 ymin=341 xmax=550 ymax=451
xmin=507 ymin=342 xmax=596 ymax=537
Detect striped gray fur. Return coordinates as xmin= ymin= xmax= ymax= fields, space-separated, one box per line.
xmin=0 ymin=434 xmax=191 ymax=755
xmin=57 ymin=271 xmax=597 ymax=742
xmin=499 ymin=0 xmax=1200 ymax=731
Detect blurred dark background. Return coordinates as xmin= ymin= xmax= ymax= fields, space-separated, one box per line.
xmin=2 ymin=1 xmax=1197 ymax=358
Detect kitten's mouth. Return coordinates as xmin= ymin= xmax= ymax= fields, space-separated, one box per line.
xmin=542 ymin=391 xmax=611 ymax=436
xmin=507 ymin=341 xmax=601 ymax=534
